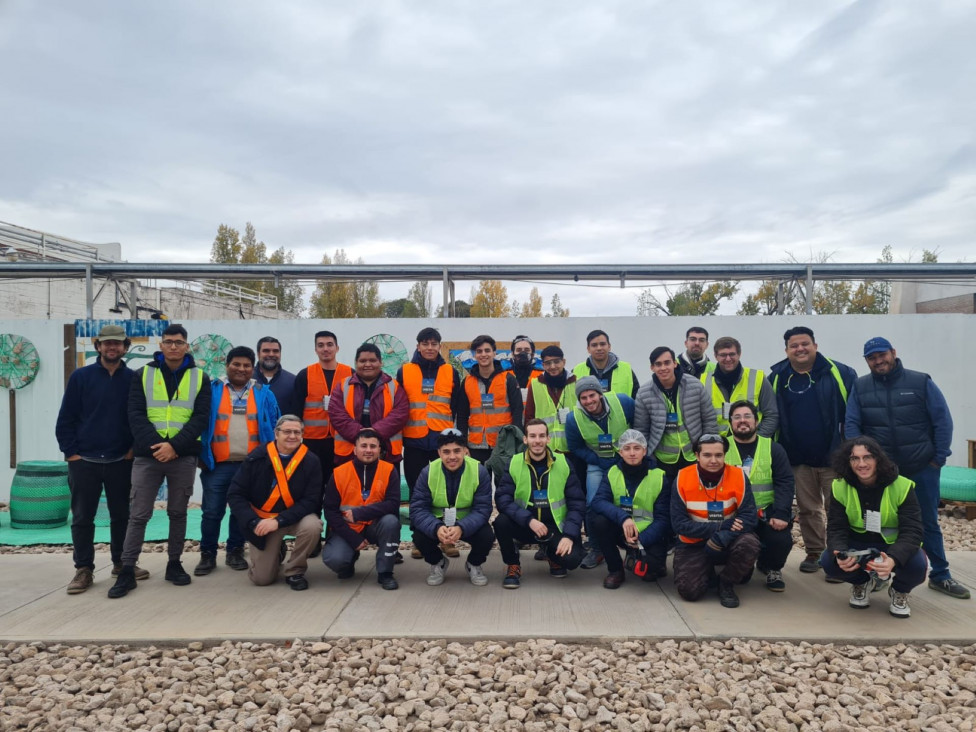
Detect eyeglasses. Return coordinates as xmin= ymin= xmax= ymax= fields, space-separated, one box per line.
xmin=849 ymin=455 xmax=877 ymax=464
xmin=276 ymin=429 xmax=303 ymax=437
xmin=716 ymin=352 xmax=738 ymax=360
xmin=729 ymin=414 xmax=754 ymax=422
xmin=161 ymin=339 xmax=187 ymax=347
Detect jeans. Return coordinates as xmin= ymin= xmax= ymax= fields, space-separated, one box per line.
xmin=589 ymin=512 xmax=669 ymax=574
xmin=68 ymin=459 xmax=133 ymax=569
xmin=413 ymin=523 xmax=495 ymax=566
xmin=909 ymin=465 xmax=950 ymax=581
xmin=199 ymin=461 xmax=245 ymax=556
xmin=820 ymin=542 xmax=927 ymax=593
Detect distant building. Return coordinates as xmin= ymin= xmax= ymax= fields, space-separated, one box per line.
xmin=891 ymin=281 xmax=976 ymax=314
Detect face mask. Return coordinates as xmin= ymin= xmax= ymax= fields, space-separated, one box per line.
xmin=513 ymin=352 xmax=532 ymax=366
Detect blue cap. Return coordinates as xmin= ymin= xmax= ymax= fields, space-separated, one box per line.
xmin=863 ymin=337 xmax=893 ymax=357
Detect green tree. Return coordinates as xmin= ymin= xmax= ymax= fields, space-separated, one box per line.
xmin=266 ymin=247 xmax=305 ymax=316
xmin=435 ymin=299 xmax=472 ymax=317
xmin=407 ymin=281 xmax=432 ymax=318
xmin=209 ymin=222 xmax=303 ymax=315
xmin=308 ymin=249 xmax=383 ymax=318
xmin=637 ymin=281 xmax=739 ymax=316
xmin=470 ymin=280 xmax=511 ymax=317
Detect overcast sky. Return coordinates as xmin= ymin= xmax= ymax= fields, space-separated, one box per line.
xmin=1 ymin=0 xmax=973 ymax=315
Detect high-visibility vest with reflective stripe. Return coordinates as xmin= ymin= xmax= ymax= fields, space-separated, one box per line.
xmin=510 ymin=452 xmax=571 ymax=532
xmin=674 ymin=465 xmax=747 ymax=544
xmin=607 ymin=465 xmax=665 ymax=531
xmin=334 ymin=459 xmax=395 ymax=533
xmin=464 ymin=372 xmax=511 ymax=449
xmin=701 ymin=366 xmax=765 ymax=434
xmin=211 ymin=385 xmax=260 ymax=462
xmin=252 ymin=442 xmax=306 ymax=519
xmin=772 ymin=358 xmax=848 ymax=402
xmin=832 ymin=475 xmax=913 ymax=544
xmin=303 ymin=363 xmax=352 ymax=439
xmin=143 ymin=366 xmax=203 ymax=439
xmin=402 ymin=363 xmax=455 ymax=439
xmin=572 ymin=361 xmax=634 ymax=397
xmin=653 ymin=390 xmax=696 ymax=465
xmin=428 ymin=456 xmax=480 ymax=520
xmin=334 ymin=378 xmax=403 ymax=457
xmin=530 ymin=378 xmax=577 ymax=452
xmin=725 ymin=437 xmax=774 ymax=510
xmin=573 ymin=392 xmax=628 ymax=459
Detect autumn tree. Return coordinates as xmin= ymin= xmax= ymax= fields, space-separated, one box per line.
xmin=470 ymin=280 xmax=511 ymax=317
xmin=547 ymin=293 xmax=570 ymax=318
xmin=516 ymin=287 xmax=544 ymax=317
xmin=637 ymin=281 xmax=739 ymax=316
xmin=308 ymin=249 xmax=383 ymax=318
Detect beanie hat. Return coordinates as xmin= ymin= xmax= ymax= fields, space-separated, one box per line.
xmin=575 ymin=376 xmax=603 ymax=398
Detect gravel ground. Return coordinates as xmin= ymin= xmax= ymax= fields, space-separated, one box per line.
xmin=2 ymin=638 xmax=975 ymax=732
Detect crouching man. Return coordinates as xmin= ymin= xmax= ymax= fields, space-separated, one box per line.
xmin=227 ymin=415 xmax=324 ymax=591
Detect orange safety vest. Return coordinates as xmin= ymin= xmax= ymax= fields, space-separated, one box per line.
xmin=252 ymin=442 xmax=308 ymax=519
xmin=402 ymin=363 xmax=455 ymax=439
xmin=333 ymin=378 xmax=403 ymax=458
xmin=303 ymin=363 xmax=352 ymax=439
xmin=674 ymin=464 xmax=748 ymax=544
xmin=464 ymin=372 xmax=512 ymax=448
xmin=333 ymin=459 xmax=395 ymax=533
xmin=211 ymin=385 xmax=260 ymax=463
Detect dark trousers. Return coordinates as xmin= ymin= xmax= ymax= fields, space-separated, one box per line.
xmin=468 ymin=448 xmax=491 ymax=465
xmin=492 ymin=513 xmax=585 ymax=569
xmin=673 ymin=532 xmax=761 ymax=601
xmin=590 ymin=512 xmax=668 ymax=575
xmin=322 ymin=514 xmax=401 ymax=576
xmin=199 ymin=461 xmax=246 ymax=555
xmin=820 ymin=542 xmax=928 ymax=593
xmin=909 ymin=465 xmax=949 ymax=581
xmin=414 ymin=524 xmax=495 ymax=566
xmin=304 ymin=437 xmax=335 ymax=488
xmin=755 ymin=518 xmax=794 ymax=572
xmin=403 ymin=446 xmax=439 ymax=498
xmin=68 ymin=459 xmax=133 ymax=569
xmin=659 ymin=456 xmax=695 ymax=482
xmin=121 ymin=455 xmax=197 ymax=564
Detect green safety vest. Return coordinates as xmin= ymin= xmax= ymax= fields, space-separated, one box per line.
xmin=428 ymin=456 xmax=481 ymax=520
xmin=607 ymin=465 xmax=665 ymax=531
xmin=511 ymin=452 xmax=571 ymax=532
xmin=725 ymin=437 xmax=774 ymax=510
xmin=572 ymin=361 xmax=634 ymax=397
xmin=654 ymin=390 xmax=695 ymax=465
xmin=831 ymin=475 xmax=913 ymax=544
xmin=530 ymin=378 xmax=577 ymax=452
xmin=573 ymin=392 xmax=628 ymax=459
xmin=142 ymin=366 xmax=203 ymax=439
xmin=772 ymin=358 xmax=848 ymax=402
xmin=701 ymin=366 xmax=765 ymax=434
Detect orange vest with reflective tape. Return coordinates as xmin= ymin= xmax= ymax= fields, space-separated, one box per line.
xmin=333 ymin=378 xmax=403 ymax=458
xmin=402 ymin=363 xmax=455 ymax=439
xmin=252 ymin=443 xmax=308 ymax=519
xmin=464 ymin=372 xmax=512 ymax=448
xmin=674 ymin=464 xmax=747 ymax=544
xmin=212 ymin=386 xmax=260 ymax=463
xmin=333 ymin=459 xmax=394 ymax=532
xmin=303 ymin=363 xmax=352 ymax=439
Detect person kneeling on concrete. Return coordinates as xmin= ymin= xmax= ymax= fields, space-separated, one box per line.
xmin=410 ymin=428 xmax=495 ymax=586
xmin=589 ymin=430 xmax=672 ymax=590
xmin=322 ymin=428 xmax=402 ymax=590
xmin=820 ymin=436 xmax=926 ymax=618
xmin=494 ymin=419 xmax=586 ymax=589
xmin=671 ymin=434 xmax=760 ymax=609
xmin=226 ymin=415 xmax=324 ymax=591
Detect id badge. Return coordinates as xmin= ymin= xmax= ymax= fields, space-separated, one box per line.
xmin=531 ymin=489 xmax=549 ymax=508
xmin=232 ymin=404 xmax=247 ymax=416
xmin=666 ymin=412 xmax=678 ymax=424
xmin=865 ymin=510 xmax=882 ymax=534
xmin=321 ymin=395 xmax=330 ymax=410
xmin=443 ymin=507 xmax=457 ymax=527
xmin=619 ymin=494 xmax=634 ymax=515
xmin=422 ymin=378 xmax=435 ymax=395
xmin=707 ymin=501 xmax=724 ymax=521
xmin=741 ymin=455 xmax=753 ymax=478
xmin=722 ymin=402 xmax=731 ymax=420
xmin=599 ymin=378 xmax=609 ymax=392
xmin=597 ymin=432 xmax=614 ymax=457
xmin=557 ymin=407 xmax=570 ymax=424
xmin=520 ymin=387 xmax=528 ymax=403
xmin=362 ymin=398 xmax=370 ymax=415
xmin=481 ymin=393 xmax=494 ymax=409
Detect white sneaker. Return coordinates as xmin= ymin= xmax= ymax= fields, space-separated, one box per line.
xmin=466 ymin=561 xmax=488 ymax=587
xmin=849 ymin=582 xmax=870 ymax=609
xmin=888 ymin=586 xmax=911 ymax=618
xmin=426 ymin=557 xmax=449 ymax=586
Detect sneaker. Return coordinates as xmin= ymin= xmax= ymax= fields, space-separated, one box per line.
xmin=799 ymin=553 xmax=821 ymax=573
xmin=164 ymin=560 xmax=192 ymax=586
xmin=580 ymin=548 xmax=604 ymax=570
xmin=603 ymin=570 xmax=625 ymax=590
xmin=888 ymin=586 xmax=911 ymax=618
xmin=718 ymin=581 xmax=740 ymax=608
xmin=548 ymin=558 xmax=568 ymax=578
xmin=440 ymin=543 xmax=460 ymax=558
xmin=194 ymin=552 xmax=217 ymax=576
xmin=107 ymin=567 xmax=137 ymax=599
xmin=849 ymin=582 xmax=870 ymax=609
xmin=869 ymin=571 xmax=890 ymax=594
xmin=533 ymin=546 xmax=546 ymax=561
xmin=112 ymin=563 xmax=150 ymax=581
xmin=765 ymin=570 xmax=786 ymax=592
xmin=410 ymin=546 xmax=424 ymax=560
xmin=286 ymin=574 xmax=309 ymax=591
xmin=225 ymin=548 xmax=248 ymax=571
xmin=466 ymin=561 xmax=488 ymax=587
xmin=67 ymin=568 xmax=94 ymax=595
xmin=377 ymin=572 xmax=399 ymax=591
xmin=427 ymin=557 xmax=449 ymax=586
xmin=928 ymin=578 xmax=971 ymax=600
xmin=502 ymin=564 xmax=521 ymax=589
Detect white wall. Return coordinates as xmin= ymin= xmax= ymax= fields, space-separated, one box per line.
xmin=0 ymin=314 xmax=972 ymax=500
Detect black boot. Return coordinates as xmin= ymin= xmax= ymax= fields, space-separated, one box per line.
xmin=108 ymin=566 xmax=137 ymax=599
xmin=165 ymin=560 xmax=192 ymax=586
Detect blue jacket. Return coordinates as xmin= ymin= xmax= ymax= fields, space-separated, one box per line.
xmin=495 ymin=452 xmax=587 ymax=539
xmin=411 ymin=459 xmax=493 ymax=540
xmin=590 ymin=457 xmax=672 ymax=548
xmin=565 ymin=394 xmax=635 ymax=470
xmin=56 ymin=358 xmax=135 ymax=460
xmin=200 ymin=380 xmax=280 ymax=470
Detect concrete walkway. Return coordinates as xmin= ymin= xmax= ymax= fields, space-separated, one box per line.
xmin=1 ymin=549 xmax=974 ymax=645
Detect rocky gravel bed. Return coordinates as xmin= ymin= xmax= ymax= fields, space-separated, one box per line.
xmin=2 ymin=637 xmax=975 ymax=731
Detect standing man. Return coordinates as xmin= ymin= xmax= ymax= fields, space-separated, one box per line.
xmin=196 ymin=346 xmax=280 ymax=577
xmin=252 ymin=336 xmax=296 ymax=415
xmin=226 ymin=415 xmax=323 ymax=591
xmin=457 ymin=335 xmax=523 ymax=464
xmin=726 ymin=401 xmax=794 ymax=592
xmin=56 ymin=324 xmax=145 ymax=594
xmin=634 ymin=346 xmax=718 ymax=480
xmin=525 ymin=345 xmax=578 ymax=456
xmin=845 ymin=337 xmax=969 ymax=600
xmin=494 ymin=419 xmax=587 ymax=588
xmin=676 ymin=326 xmax=712 ymax=378
xmin=294 ymin=330 xmax=352 ymax=487
xmin=321 ymin=429 xmax=402 ymax=590
xmin=109 ymin=324 xmax=211 ymax=598
xmin=769 ymin=326 xmax=856 ymax=576
xmin=572 ymin=329 xmax=639 ymax=399
xmin=702 ymin=336 xmax=779 ymax=437
xmin=508 ymin=335 xmax=543 ymax=403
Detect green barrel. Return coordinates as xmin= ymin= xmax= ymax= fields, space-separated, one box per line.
xmin=9 ymin=460 xmax=71 ymax=529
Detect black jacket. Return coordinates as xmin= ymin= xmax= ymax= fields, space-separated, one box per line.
xmin=128 ymin=353 xmax=211 ymax=458
xmin=826 ymin=479 xmax=923 ymax=568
